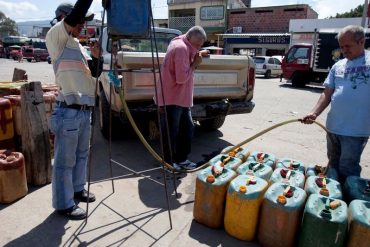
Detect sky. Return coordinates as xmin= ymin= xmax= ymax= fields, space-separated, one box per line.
xmin=0 ymin=0 xmax=366 ymax=22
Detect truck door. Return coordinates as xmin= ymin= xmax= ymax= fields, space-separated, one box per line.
xmin=282 ymin=45 xmax=311 ymax=79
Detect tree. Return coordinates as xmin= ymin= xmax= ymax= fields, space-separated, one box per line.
xmin=330 ymin=4 xmax=364 ymax=18
xmin=0 ymin=11 xmax=19 ymax=36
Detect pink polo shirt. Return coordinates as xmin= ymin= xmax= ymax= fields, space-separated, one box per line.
xmin=155 ymin=35 xmax=198 ymax=107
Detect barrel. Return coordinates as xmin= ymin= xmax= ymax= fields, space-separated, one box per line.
xmin=221 ymin=146 xmax=250 ymax=162
xmin=0 ymin=150 xmax=28 ymax=203
xmin=0 ymin=98 xmax=14 ymax=141
xmin=306 ymin=164 xmax=339 ymax=180
xmin=304 ymin=176 xmax=342 ymax=199
xmin=258 ymin=183 xmax=307 ymax=247
xmin=270 ymin=168 xmax=306 ymax=188
xmin=247 ymin=151 xmax=276 ymax=169
xmin=209 ymin=154 xmax=242 ymax=171
xmin=193 ymin=166 xmax=237 ymax=228
xmin=347 ymin=200 xmax=370 ymax=247
xmin=343 ymin=176 xmax=370 ymax=203
xmin=276 ymin=159 xmax=305 ymax=175
xmin=236 ymin=160 xmax=273 ymax=181
xmin=224 ymin=175 xmax=268 ymax=241
xmin=298 ymin=194 xmax=347 ymax=247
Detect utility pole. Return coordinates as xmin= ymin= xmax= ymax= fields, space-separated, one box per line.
xmin=361 ymin=0 xmax=369 ymax=27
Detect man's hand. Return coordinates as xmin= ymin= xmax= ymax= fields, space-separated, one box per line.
xmin=192 ymin=52 xmax=203 ymax=69
xmin=199 ymin=49 xmax=210 ymax=57
xmin=301 ymin=112 xmax=317 ymax=124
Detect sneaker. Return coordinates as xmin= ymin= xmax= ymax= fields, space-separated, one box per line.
xmin=57 ymin=205 xmax=87 ymax=220
xmin=74 ymin=189 xmax=96 ymax=203
xmin=174 ymin=160 xmax=197 ymax=170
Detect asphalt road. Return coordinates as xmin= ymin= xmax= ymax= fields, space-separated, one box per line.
xmin=0 ymin=58 xmax=369 ymax=246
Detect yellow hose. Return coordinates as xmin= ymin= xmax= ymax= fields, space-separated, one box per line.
xmin=118 ymin=89 xmax=328 ymax=173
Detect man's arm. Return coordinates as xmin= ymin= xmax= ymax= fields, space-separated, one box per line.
xmin=302 ymin=87 xmax=334 ymax=124
xmin=174 ymin=48 xmax=202 ymax=84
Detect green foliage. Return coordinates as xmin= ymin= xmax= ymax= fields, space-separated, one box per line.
xmin=0 ymin=11 xmax=19 ymax=36
xmin=330 ymin=4 xmax=364 ymax=18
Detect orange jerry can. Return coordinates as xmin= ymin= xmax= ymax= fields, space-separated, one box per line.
xmin=247 ymin=151 xmax=276 ymax=169
xmin=276 ymin=158 xmax=305 ymax=175
xmin=221 ymin=146 xmax=250 ymax=162
xmin=193 ymin=166 xmax=237 ymax=228
xmin=3 ymin=95 xmax=21 ymax=136
xmin=208 ymin=154 xmax=242 ymax=171
xmin=347 ymin=200 xmax=370 ymax=247
xmin=224 ymin=175 xmax=268 ymax=241
xmin=258 ymin=183 xmax=307 ymax=247
xmin=270 ymin=167 xmax=306 ymax=188
xmin=0 ymin=98 xmax=14 ymax=141
xmin=0 ymin=150 xmax=28 ymax=203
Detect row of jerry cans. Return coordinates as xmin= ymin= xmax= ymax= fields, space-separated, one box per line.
xmin=194 ymin=146 xmax=370 ymax=246
xmin=210 ymin=147 xmax=343 ymax=199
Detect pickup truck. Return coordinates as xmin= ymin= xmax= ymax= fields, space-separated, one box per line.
xmin=98 ymin=27 xmax=256 ymax=138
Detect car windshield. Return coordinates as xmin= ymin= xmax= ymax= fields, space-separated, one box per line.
xmin=253 ymin=57 xmax=265 ymax=64
xmin=108 ymin=32 xmax=178 ymax=53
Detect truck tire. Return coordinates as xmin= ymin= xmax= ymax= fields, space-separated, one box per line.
xmin=99 ymin=89 xmax=120 ymax=139
xmin=27 ymin=59 xmax=32 ymax=62
xmin=199 ymin=116 xmax=226 ymax=130
xmin=264 ymin=70 xmax=271 ymax=79
xmin=291 ymin=73 xmax=307 ymax=87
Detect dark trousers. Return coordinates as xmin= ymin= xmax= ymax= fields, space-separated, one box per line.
xmin=160 ymin=105 xmax=194 ymax=163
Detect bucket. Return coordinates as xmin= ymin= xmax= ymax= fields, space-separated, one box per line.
xmin=0 ymin=98 xmax=14 ymax=141
xmin=209 ymin=154 xmax=242 ymax=171
xmin=270 ymin=168 xmax=306 ymax=188
xmin=236 ymin=159 xmax=273 ymax=181
xmin=306 ymin=164 xmax=339 ymax=180
xmin=221 ymin=146 xmax=250 ymax=162
xmin=107 ymin=0 xmax=151 ymax=37
xmin=344 ymin=176 xmax=370 ymax=203
xmin=304 ymin=176 xmax=342 ymax=199
xmin=276 ymin=158 xmax=305 ymax=175
xmin=224 ymin=175 xmax=268 ymax=241
xmin=193 ymin=166 xmax=237 ymax=228
xmin=298 ymin=194 xmax=347 ymax=247
xmin=0 ymin=150 xmax=28 ymax=203
xmin=258 ymin=183 xmax=307 ymax=247
xmin=347 ymin=200 xmax=370 ymax=247
xmin=247 ymin=151 xmax=276 ymax=169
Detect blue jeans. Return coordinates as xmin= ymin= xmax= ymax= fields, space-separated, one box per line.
xmin=160 ymin=105 xmax=194 ymax=163
xmin=327 ymin=132 xmax=368 ymax=183
xmin=50 ymin=106 xmax=92 ymax=210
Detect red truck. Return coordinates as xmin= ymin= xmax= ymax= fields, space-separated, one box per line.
xmin=282 ymin=30 xmax=370 ymax=87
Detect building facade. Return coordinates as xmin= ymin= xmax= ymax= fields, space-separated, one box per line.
xmin=222 ymin=4 xmax=318 ymax=56
xmin=167 ymin=0 xmax=229 ymax=45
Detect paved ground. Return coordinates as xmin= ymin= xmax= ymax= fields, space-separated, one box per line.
xmin=0 ymin=58 xmax=369 ymax=246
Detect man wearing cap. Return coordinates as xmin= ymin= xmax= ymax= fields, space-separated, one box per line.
xmin=46 ymin=0 xmax=101 ymax=220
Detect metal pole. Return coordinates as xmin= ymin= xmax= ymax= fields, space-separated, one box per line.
xmin=362 ymin=0 xmax=369 ymax=27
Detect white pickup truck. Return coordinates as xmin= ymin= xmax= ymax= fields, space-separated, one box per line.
xmin=98 ymin=27 xmax=255 ymax=138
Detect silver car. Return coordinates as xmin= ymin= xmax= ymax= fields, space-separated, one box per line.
xmin=253 ymin=56 xmax=282 ymax=78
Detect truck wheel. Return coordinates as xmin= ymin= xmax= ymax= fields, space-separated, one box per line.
xmin=99 ymin=89 xmax=120 ymax=139
xmin=199 ymin=116 xmax=226 ymax=131
xmin=291 ymin=73 xmax=307 ymax=87
xmin=264 ymin=70 xmax=271 ymax=79
xmin=27 ymin=59 xmax=32 ymax=62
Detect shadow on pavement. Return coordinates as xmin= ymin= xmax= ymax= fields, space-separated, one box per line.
xmin=4 ymin=212 xmax=68 ymax=247
xmin=188 ymin=220 xmax=260 ymax=247
xmin=279 ymin=83 xmax=324 ymax=94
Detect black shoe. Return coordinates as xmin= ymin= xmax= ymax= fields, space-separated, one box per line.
xmin=57 ymin=205 xmax=87 ymax=220
xmin=74 ymin=189 xmax=96 ymax=203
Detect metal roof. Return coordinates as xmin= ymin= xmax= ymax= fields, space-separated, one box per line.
xmin=220 ymin=33 xmax=291 ymax=38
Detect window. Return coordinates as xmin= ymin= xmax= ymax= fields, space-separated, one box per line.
xmin=273 ymin=58 xmax=281 ymax=65
xmin=268 ymin=58 xmax=274 ymax=64
xmin=287 ymin=47 xmax=309 ymax=63
xmin=200 ymin=6 xmax=224 ymax=20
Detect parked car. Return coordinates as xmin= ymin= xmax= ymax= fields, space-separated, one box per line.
xmin=253 ymin=56 xmax=282 ymax=78
xmin=23 ymin=48 xmax=49 ymax=62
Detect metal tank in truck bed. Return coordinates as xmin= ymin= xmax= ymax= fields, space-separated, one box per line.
xmin=98 ymin=27 xmax=255 ymax=138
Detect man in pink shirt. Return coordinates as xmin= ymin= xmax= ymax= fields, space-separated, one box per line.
xmin=156 ymin=26 xmax=208 ymax=170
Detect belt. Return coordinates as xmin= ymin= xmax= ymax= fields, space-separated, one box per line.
xmin=56 ymin=101 xmax=94 ymax=111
